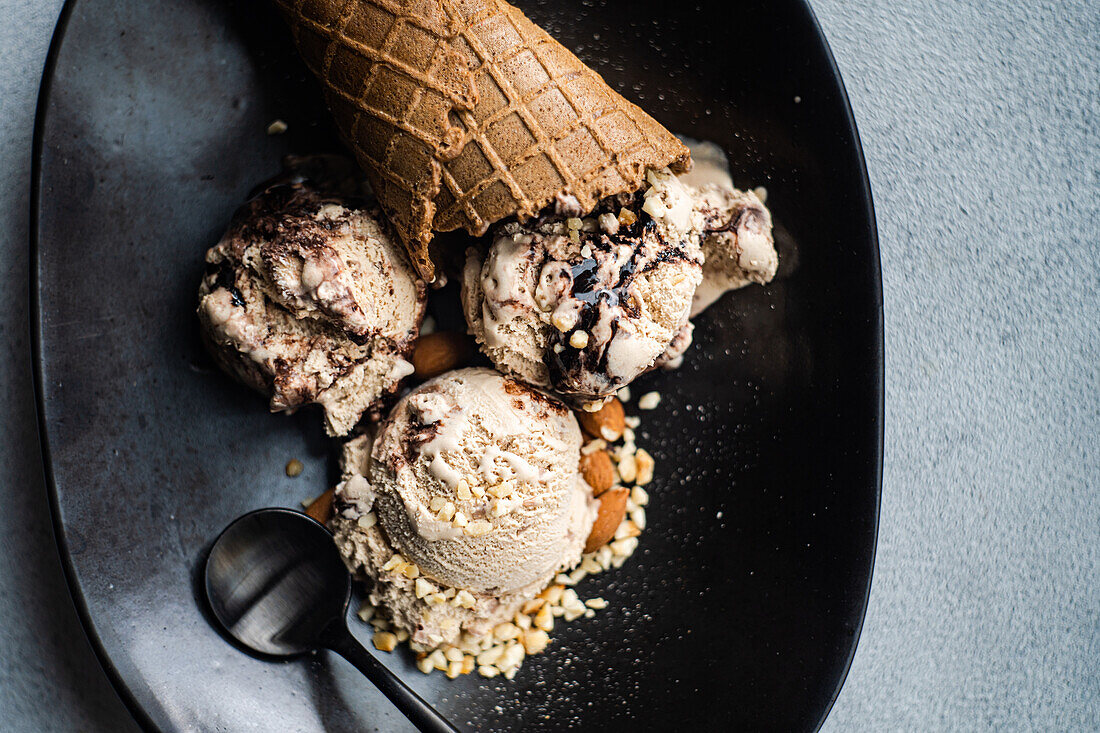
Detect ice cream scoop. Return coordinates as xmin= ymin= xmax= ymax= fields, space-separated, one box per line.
xmin=331 ymin=368 xmax=596 ymax=647
xmin=197 ymin=170 xmax=426 ymax=435
xmin=461 ymin=168 xmax=704 ymax=410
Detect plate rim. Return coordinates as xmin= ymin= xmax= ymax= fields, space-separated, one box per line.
xmin=29 ymin=0 xmax=884 ymax=730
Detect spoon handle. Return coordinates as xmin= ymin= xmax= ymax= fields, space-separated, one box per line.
xmin=323 ymin=622 xmax=458 ymax=733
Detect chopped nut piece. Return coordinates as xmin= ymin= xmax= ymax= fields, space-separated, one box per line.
xmin=456 ymin=480 xmax=472 ymax=500
xmin=598 ymin=212 xmax=620 ymax=234
xmin=551 ymin=309 xmax=578 ymax=332
xmin=437 ymin=501 xmax=456 ymax=522
xmin=586 ymin=597 xmax=608 ymax=610
xmin=522 ymin=598 xmax=546 ymax=615
xmin=616 ymin=520 xmax=642 ymax=539
xmin=581 ymin=438 xmax=608 ymax=455
xmin=444 ymin=646 xmax=464 ymax=663
xmin=487 ymin=481 xmax=515 ymax=498
xmin=618 ymin=208 xmax=637 ymax=228
xmin=465 ymin=519 xmax=493 ymax=536
xmin=414 ymin=578 xmax=433 ymax=599
xmin=477 ymin=646 xmax=504 ymax=666
xmin=356 ymin=512 xmax=377 ymax=530
xmin=610 ymin=537 xmax=639 ymax=557
xmin=285 ymin=458 xmax=304 ymax=477
xmin=478 ymin=665 xmax=500 ymax=678
xmin=454 ymin=590 xmax=477 ymax=609
xmin=581 ymin=556 xmax=602 ymax=574
xmin=534 ymin=604 xmax=554 ymax=632
xmin=617 ymin=454 xmax=637 ymax=483
xmin=638 ymin=391 xmax=661 ymax=410
xmin=569 ymin=330 xmax=590 ymax=349
xmin=429 ymin=496 xmax=446 ymax=513
xmin=498 ymin=642 xmax=525 ymax=671
xmin=373 ymin=631 xmax=397 ymax=652
xmin=541 ymin=585 xmax=565 ymax=604
xmin=631 ymin=485 xmax=650 ymax=506
xmin=522 ymin=630 xmax=550 ymax=655
xmin=382 ymin=555 xmax=404 ymax=572
xmin=494 ymin=622 xmax=521 ymax=641
xmin=266 ymin=119 xmax=288 ymax=135
xmin=633 ymin=450 xmax=655 ymax=486
xmin=470 ymin=483 xmax=486 ymax=498
xmin=446 ymin=660 xmax=463 ymax=679
xmin=417 ymin=656 xmax=435 ymax=674
xmin=561 ymin=589 xmax=584 ymax=612
xmin=617 ymin=386 xmax=632 ymax=403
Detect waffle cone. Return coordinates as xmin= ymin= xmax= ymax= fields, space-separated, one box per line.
xmin=274 ymin=0 xmax=691 ymax=281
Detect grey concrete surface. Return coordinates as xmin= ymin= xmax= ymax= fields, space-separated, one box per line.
xmin=1 ymin=0 xmax=1096 ymax=731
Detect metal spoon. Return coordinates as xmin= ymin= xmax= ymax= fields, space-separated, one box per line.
xmin=204 ymin=508 xmax=457 ymax=733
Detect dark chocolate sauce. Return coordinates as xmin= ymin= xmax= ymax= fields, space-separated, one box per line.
xmin=209 ymin=261 xmax=246 ymax=308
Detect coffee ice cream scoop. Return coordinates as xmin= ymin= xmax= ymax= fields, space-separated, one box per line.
xmin=331 ymin=368 xmax=596 ymax=647
xmin=197 ymin=173 xmax=426 ymax=435
xmin=461 ymin=168 xmax=703 ymax=410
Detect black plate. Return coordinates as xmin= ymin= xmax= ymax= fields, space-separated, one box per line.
xmin=32 ymin=0 xmax=881 ymax=730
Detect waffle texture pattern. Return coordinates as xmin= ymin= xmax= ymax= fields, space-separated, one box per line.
xmin=274 ymin=0 xmax=690 ymax=280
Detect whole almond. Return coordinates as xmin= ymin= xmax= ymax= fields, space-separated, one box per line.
xmin=412 ymin=331 xmax=474 ymax=380
xmin=305 ymin=488 xmax=335 ymax=525
xmin=584 ymin=487 xmax=629 ymax=553
xmin=579 ymin=449 xmax=615 ymax=496
xmin=575 ymin=398 xmax=625 ymax=442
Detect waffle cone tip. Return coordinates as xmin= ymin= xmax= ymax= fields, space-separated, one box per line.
xmin=275 ymin=0 xmax=691 ymax=281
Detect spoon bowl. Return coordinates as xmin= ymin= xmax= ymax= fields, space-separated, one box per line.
xmin=204 ymin=508 xmax=457 ymax=732
xmin=205 ymin=508 xmax=351 ymax=657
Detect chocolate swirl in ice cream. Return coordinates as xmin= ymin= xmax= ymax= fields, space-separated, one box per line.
xmin=462 ymin=168 xmax=704 ymax=409
xmin=678 ymin=139 xmax=778 ymax=317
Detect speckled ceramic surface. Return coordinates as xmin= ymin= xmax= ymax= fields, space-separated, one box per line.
xmin=31 ymin=0 xmax=880 ymax=730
